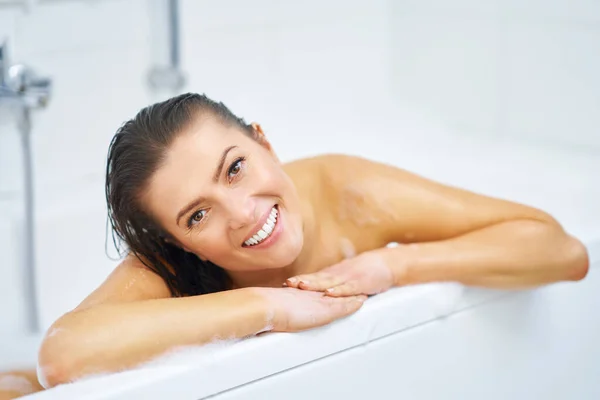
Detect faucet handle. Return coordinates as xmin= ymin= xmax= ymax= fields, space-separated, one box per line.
xmin=6 ymin=64 xmax=52 ymax=108
xmin=0 ymin=38 xmax=52 ymax=109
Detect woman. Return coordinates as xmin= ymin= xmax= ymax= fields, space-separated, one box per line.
xmin=34 ymin=93 xmax=588 ymax=389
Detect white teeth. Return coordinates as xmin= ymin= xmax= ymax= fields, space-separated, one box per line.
xmin=244 ymin=206 xmax=279 ymax=247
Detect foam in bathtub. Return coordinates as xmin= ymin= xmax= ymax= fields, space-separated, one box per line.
xmin=0 ymin=373 xmax=36 ymax=397
xmin=139 ymin=336 xmax=242 ymax=369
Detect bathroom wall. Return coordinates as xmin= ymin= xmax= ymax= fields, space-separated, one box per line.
xmin=0 ymin=0 xmax=598 ymax=337
xmin=388 ymin=0 xmax=600 ymax=152
xmin=0 ymin=0 xmax=153 ymax=336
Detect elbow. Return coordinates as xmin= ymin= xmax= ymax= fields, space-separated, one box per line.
xmin=37 ymin=320 xmax=84 ymax=388
xmin=563 ymin=236 xmax=590 ymax=282
xmin=36 ymin=361 xmax=67 ymax=389
xmin=37 ymin=336 xmax=74 ymax=388
xmin=526 ymin=220 xmax=590 ymax=283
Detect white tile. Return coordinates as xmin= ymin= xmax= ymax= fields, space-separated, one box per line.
xmin=503 ymin=22 xmax=600 ymax=151
xmin=0 ymin=199 xmax=29 ymax=336
xmin=0 ymin=334 xmax=42 ymax=370
xmin=18 ymin=44 xmax=151 ymax=193
xmin=13 ymin=0 xmax=149 ymax=58
xmin=181 ymin=24 xmax=281 ymax=123
xmin=0 ymin=7 xmax=18 ymax=39
xmin=392 ymin=0 xmax=501 ymax=17
xmin=277 ymin=0 xmax=388 ymax=25
xmin=181 ymin=0 xmax=387 ymax=30
xmin=0 ymin=121 xmax=24 ymax=194
xmin=35 ymin=195 xmax=121 ymax=330
xmin=0 ymin=10 xmax=22 ymax=194
xmin=389 ymin=12 xmax=501 ymax=134
xmin=180 ymin=0 xmax=392 ymax=161
xmin=502 ymin=0 xmax=600 ymax=24
xmin=181 ymin=0 xmax=281 ymax=30
xmin=275 ymin=15 xmax=391 ymax=111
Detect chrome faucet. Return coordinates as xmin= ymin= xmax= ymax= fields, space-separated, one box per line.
xmin=0 ymin=39 xmax=52 ymax=108
xmin=1 ymin=38 xmax=53 ymax=334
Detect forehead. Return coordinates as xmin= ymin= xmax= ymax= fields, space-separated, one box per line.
xmin=143 ymin=118 xmax=249 ymax=220
xmin=170 ymin=117 xmax=242 ymax=155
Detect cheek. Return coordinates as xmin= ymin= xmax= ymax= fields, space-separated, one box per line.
xmin=173 ymin=228 xmax=227 ymax=260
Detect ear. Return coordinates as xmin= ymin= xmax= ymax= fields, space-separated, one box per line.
xmin=250 ymin=122 xmax=279 ymax=161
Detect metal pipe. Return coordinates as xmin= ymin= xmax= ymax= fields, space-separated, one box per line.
xmin=168 ymin=0 xmax=180 ymax=69
xmin=1 ymin=39 xmax=51 ymax=333
xmin=17 ymin=105 xmax=39 ymax=333
xmin=147 ymin=0 xmax=185 ymax=93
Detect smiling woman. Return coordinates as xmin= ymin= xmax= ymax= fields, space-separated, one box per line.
xmin=29 ymin=92 xmax=589 ymax=390
xmin=138 ymin=112 xmax=307 ymax=289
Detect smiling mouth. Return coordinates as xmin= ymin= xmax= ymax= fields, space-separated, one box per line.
xmin=242 ymin=205 xmax=279 ymax=247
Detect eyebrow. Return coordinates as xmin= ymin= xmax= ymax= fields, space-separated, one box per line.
xmin=175 ymin=145 xmax=238 ymax=226
xmin=213 ymin=145 xmax=237 ymax=183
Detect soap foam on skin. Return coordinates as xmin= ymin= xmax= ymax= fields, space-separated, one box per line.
xmin=46 ymin=327 xmax=64 ymax=337
xmin=138 ymin=336 xmax=241 ymax=369
xmin=36 ymin=363 xmax=50 ymax=389
xmin=0 ymin=374 xmax=35 ymax=395
xmin=340 ymin=237 xmax=357 ymax=259
xmin=256 ymin=307 xmax=275 ymax=335
xmin=37 ymin=326 xmax=68 ymax=388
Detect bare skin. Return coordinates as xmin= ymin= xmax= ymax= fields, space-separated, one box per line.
xmin=27 ymin=118 xmax=588 ymax=392
xmin=0 ymin=370 xmax=43 ymax=400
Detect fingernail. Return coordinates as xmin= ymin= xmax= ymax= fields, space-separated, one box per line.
xmin=326 ymin=288 xmax=335 ymax=293
xmin=282 ymin=282 xmax=288 ymax=287
xmin=287 ymin=277 xmax=297 ymax=284
xmin=299 ymin=280 xmax=309 ymax=286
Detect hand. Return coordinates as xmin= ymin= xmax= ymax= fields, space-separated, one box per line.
xmin=255 ymin=287 xmax=367 ymax=333
xmin=285 ymin=250 xmax=396 ymax=297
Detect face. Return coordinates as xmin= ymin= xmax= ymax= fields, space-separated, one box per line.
xmin=142 ymin=117 xmax=305 ymax=272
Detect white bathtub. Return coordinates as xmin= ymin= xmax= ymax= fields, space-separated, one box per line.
xmin=20 ymin=245 xmax=600 ymax=399
xmin=20 ymin=136 xmax=600 ymax=400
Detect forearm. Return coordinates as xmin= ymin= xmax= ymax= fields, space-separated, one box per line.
xmin=387 ymin=220 xmax=589 ymax=289
xmin=38 ymin=287 xmax=270 ymax=387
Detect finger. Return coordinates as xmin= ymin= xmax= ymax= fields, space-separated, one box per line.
xmin=286 ymin=273 xmax=344 ymax=291
xmin=324 ymin=281 xmax=362 ymax=297
xmin=324 ymin=295 xmax=367 ymax=321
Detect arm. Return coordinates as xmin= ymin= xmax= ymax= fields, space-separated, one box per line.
xmin=385 ymin=219 xmax=588 ymax=289
xmin=38 ymin=255 xmax=365 ymax=388
xmin=37 ymin=256 xmax=270 ymax=388
xmin=364 ymin=158 xmax=590 ymax=289
xmin=287 ymin=155 xmax=588 ymax=293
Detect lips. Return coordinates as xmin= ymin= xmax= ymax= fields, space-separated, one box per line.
xmin=242 ymin=205 xmax=278 ymax=247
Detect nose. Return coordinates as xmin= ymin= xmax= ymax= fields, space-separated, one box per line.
xmin=224 ymin=195 xmax=256 ymax=230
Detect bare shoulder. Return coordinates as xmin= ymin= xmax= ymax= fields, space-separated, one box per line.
xmin=74 ymin=254 xmax=172 ymax=312
xmin=296 ymin=153 xmax=401 ymax=190
xmin=285 ymin=153 xmax=560 ymax=248
xmin=283 ymin=153 xmax=384 ymax=180
xmin=283 ymin=153 xmax=394 ymax=205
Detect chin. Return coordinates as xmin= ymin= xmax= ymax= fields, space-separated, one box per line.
xmin=271 ymin=244 xmax=303 ymax=268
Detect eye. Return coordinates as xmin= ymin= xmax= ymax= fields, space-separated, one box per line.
xmin=188 ymin=209 xmax=207 ymax=227
xmin=227 ymin=157 xmax=245 ymax=181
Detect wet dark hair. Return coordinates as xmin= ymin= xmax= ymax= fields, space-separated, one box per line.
xmin=105 ymin=93 xmax=254 ymax=296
